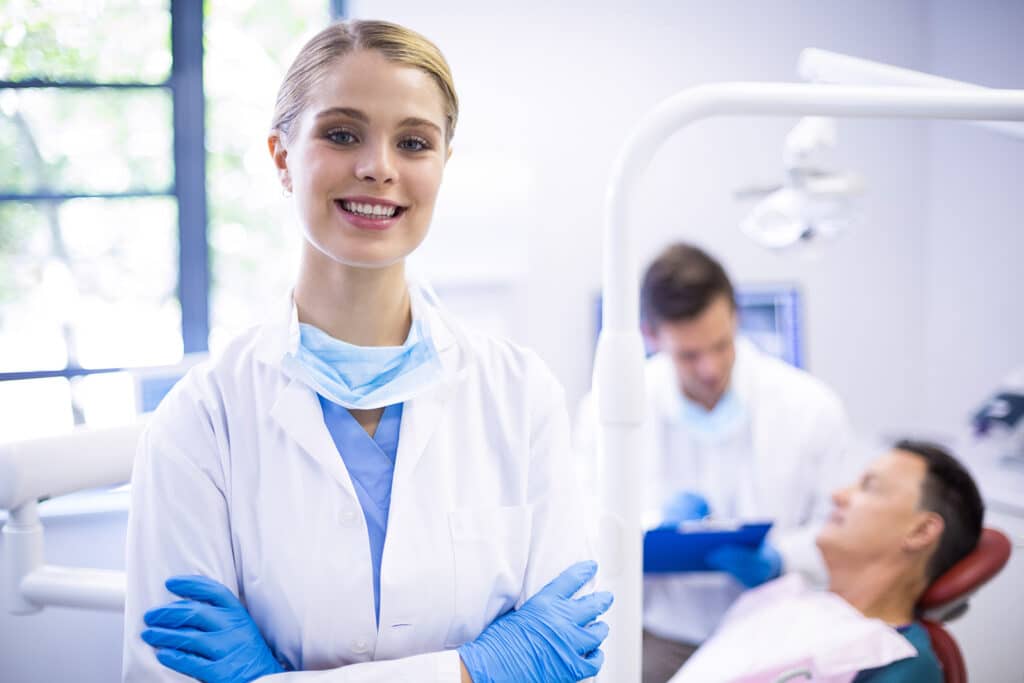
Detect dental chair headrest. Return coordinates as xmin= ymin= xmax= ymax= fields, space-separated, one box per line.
xmin=917 ymin=527 xmax=1012 ymax=621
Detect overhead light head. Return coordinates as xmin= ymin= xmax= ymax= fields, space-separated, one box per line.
xmin=738 ymin=116 xmax=862 ymax=251
xmin=741 ymin=184 xmax=856 ymax=250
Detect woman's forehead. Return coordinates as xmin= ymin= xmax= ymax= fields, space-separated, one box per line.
xmin=307 ymin=50 xmax=447 ymax=127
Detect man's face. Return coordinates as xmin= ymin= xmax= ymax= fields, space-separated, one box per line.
xmin=650 ymin=295 xmax=737 ymax=410
xmin=817 ymin=450 xmax=939 ymax=570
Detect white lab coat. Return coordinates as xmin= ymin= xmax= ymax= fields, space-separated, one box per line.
xmin=123 ymin=290 xmax=591 ymax=682
xmin=576 ymin=337 xmax=850 ymax=645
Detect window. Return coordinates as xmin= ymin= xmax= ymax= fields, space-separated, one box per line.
xmin=0 ymin=1 xmax=332 ymax=440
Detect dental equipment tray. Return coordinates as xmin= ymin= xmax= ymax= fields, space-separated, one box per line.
xmin=643 ymin=521 xmax=773 ymax=573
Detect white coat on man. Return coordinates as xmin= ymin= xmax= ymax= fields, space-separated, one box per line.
xmin=575 ymin=336 xmax=851 ymax=645
xmin=123 ymin=289 xmax=592 ymax=682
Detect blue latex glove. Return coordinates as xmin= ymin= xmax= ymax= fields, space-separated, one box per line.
xmin=706 ymin=541 xmax=782 ymax=588
xmin=458 ymin=560 xmax=613 ymax=683
xmin=659 ymin=491 xmax=710 ymax=527
xmin=141 ymin=575 xmax=286 ymax=683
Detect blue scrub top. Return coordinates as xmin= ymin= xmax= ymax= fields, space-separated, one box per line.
xmin=319 ymin=397 xmax=403 ymax=626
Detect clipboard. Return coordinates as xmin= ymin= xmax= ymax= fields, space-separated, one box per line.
xmin=643 ymin=521 xmax=773 ymax=573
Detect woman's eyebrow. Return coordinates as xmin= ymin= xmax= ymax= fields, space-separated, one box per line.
xmin=399 ymin=117 xmax=443 ymax=137
xmin=313 ymin=107 xmax=442 ymax=136
xmin=315 ymin=106 xmax=368 ymax=121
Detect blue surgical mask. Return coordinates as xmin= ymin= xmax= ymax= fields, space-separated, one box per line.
xmin=282 ymin=318 xmax=443 ymax=410
xmin=679 ymin=388 xmax=748 ymax=443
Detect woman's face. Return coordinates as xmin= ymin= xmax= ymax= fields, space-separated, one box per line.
xmin=270 ymin=49 xmax=450 ymax=270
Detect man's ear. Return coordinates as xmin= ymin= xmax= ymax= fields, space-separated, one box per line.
xmin=641 ymin=322 xmax=659 ymax=352
xmin=445 ymin=144 xmax=453 ymax=165
xmin=268 ymin=131 xmax=291 ymax=193
xmin=905 ymin=510 xmax=944 ymax=554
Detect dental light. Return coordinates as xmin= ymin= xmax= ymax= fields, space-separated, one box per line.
xmin=739 ymin=49 xmax=1024 ymax=252
xmin=593 ymin=51 xmax=1024 ymax=681
xmin=739 ymin=116 xmax=863 ymax=250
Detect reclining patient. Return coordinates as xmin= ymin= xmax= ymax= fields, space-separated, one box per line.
xmin=670 ymin=439 xmax=984 ymax=683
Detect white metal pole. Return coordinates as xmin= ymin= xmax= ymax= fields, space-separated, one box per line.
xmin=596 ymin=82 xmax=1024 ymax=682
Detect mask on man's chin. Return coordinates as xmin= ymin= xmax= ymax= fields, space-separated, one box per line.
xmin=679 ymin=388 xmax=748 ymax=443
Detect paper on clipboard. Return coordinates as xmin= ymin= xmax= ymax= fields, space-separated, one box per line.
xmin=643 ymin=520 xmax=773 ymax=573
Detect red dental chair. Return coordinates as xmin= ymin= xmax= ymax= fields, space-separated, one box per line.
xmin=915 ymin=527 xmax=1013 ymax=683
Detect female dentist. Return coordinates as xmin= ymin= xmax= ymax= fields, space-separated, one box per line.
xmin=122 ymin=19 xmax=611 ymax=683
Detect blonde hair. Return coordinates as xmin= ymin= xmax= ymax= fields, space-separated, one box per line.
xmin=271 ymin=19 xmax=459 ymax=144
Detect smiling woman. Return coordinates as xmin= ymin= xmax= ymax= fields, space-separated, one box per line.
xmin=269 ymin=47 xmax=450 ymax=281
xmin=122 ymin=18 xmax=611 ymax=683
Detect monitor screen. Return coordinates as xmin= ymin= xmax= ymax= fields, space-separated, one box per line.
xmin=594 ymin=284 xmax=803 ymax=368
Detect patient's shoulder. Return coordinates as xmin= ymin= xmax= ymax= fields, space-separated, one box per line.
xmin=852 ymin=621 xmax=942 ymax=683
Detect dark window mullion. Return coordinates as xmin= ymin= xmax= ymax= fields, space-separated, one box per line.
xmin=0 ymin=190 xmax=176 ymax=202
xmin=170 ymin=0 xmax=209 ymax=355
xmin=0 ymin=367 xmax=125 ymax=382
xmin=0 ymin=80 xmax=169 ymax=90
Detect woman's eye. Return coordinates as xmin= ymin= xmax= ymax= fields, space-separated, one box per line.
xmin=326 ymin=129 xmax=357 ymax=145
xmin=398 ymin=136 xmax=430 ymax=152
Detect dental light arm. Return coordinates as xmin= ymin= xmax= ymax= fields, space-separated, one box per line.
xmin=596 ymin=82 xmax=1024 ymax=682
xmin=1 ymin=420 xmax=145 ymax=613
xmin=799 ymin=48 xmax=1024 ymax=139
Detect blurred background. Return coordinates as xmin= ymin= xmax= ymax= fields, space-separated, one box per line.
xmin=0 ymin=0 xmax=1021 ymax=680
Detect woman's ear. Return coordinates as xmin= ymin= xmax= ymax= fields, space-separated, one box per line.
xmin=268 ymin=131 xmax=291 ymax=193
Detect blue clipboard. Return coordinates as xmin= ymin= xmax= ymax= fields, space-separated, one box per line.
xmin=643 ymin=521 xmax=773 ymax=573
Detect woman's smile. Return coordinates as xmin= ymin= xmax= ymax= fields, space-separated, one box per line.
xmin=335 ymin=195 xmax=408 ymax=231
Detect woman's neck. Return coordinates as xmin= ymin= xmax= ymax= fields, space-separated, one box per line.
xmin=293 ymin=249 xmax=411 ymax=347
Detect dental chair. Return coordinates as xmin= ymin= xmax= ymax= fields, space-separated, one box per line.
xmin=916 ymin=527 xmax=1013 ymax=683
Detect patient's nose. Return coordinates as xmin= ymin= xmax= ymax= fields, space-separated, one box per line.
xmin=831 ymin=486 xmax=849 ymax=507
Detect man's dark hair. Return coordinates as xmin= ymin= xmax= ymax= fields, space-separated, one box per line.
xmin=895 ymin=439 xmax=985 ymax=583
xmin=640 ymin=243 xmax=735 ymax=329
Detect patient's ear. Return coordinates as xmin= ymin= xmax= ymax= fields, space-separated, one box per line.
xmin=904 ymin=510 xmax=944 ymax=554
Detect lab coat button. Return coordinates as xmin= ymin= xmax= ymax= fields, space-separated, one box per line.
xmin=351 ymin=638 xmax=369 ymax=654
xmin=339 ymin=510 xmax=359 ymax=527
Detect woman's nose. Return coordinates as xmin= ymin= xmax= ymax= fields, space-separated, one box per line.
xmin=355 ymin=141 xmax=396 ymax=184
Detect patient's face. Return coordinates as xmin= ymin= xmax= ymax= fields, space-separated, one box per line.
xmin=816 ymin=449 xmax=929 ymax=565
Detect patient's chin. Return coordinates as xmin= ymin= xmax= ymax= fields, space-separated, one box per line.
xmin=815 ymin=526 xmax=841 ymax=553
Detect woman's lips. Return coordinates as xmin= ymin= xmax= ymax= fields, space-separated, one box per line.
xmin=334 ymin=199 xmax=406 ymax=231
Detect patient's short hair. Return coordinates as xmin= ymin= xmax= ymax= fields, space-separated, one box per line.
xmin=895 ymin=439 xmax=984 ymax=583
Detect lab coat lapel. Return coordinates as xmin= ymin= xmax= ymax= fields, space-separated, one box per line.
xmin=270 ymin=376 xmax=359 ymax=498
xmin=390 ymin=377 xmax=455 ymax=494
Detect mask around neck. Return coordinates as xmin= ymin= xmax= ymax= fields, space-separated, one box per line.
xmin=282 ymin=317 xmax=443 ymax=410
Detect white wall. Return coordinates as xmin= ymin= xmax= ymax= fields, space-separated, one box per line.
xmin=921 ymin=0 xmax=1024 ymax=436
xmin=357 ymin=0 xmax=934 ymax=440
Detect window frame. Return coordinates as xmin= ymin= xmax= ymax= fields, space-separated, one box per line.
xmin=0 ymin=0 xmax=209 ymax=383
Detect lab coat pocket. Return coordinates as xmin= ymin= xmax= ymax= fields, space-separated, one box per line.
xmin=443 ymin=504 xmax=533 ymax=648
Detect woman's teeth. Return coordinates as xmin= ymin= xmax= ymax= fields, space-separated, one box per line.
xmin=341 ymin=201 xmax=398 ymax=218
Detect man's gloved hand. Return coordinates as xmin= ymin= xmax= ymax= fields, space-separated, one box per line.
xmin=706 ymin=541 xmax=782 ymax=588
xmin=141 ymin=575 xmax=287 ymax=683
xmin=458 ymin=560 xmax=613 ymax=683
xmin=659 ymin=491 xmax=710 ymax=527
